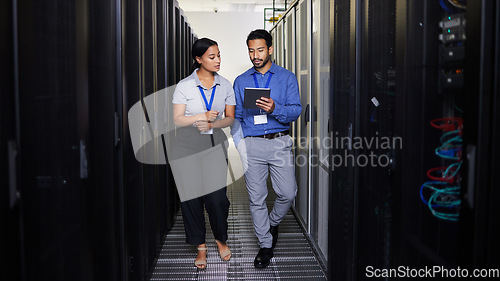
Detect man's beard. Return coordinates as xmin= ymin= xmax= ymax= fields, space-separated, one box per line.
xmin=253 ymin=56 xmax=269 ymax=69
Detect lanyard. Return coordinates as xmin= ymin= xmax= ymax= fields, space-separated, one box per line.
xmin=198 ymin=85 xmax=216 ymax=111
xmin=253 ymin=72 xmax=273 ymax=88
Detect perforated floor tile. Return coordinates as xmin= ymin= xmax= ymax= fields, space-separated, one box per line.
xmin=150 ymin=177 xmax=327 ymax=281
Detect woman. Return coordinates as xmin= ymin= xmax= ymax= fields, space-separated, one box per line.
xmin=171 ymin=38 xmax=234 ymax=269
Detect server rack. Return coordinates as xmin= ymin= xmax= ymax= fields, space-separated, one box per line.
xmin=122 ymin=0 xmax=151 ymax=278
xmin=1 ymin=0 xmax=23 ymax=279
xmin=329 ymin=0 xmax=358 ymax=279
xmin=276 ymin=22 xmax=284 ymax=66
xmin=1 ymin=0 xmax=195 ymax=280
xmin=271 ymin=28 xmax=276 ymax=62
xmin=88 ymin=0 xmax=124 ymax=279
xmin=461 ymin=0 xmax=500 ymax=269
xmin=13 ymin=0 xmax=92 ymax=279
xmin=167 ymin=0 xmax=177 ymax=86
xmin=355 ymin=0 xmax=397 ymax=275
xmin=185 ymin=20 xmax=189 ymax=77
xmin=327 ymin=0 xmax=498 ymax=280
xmin=270 ymin=0 xmax=331 ymax=271
xmin=174 ymin=3 xmax=181 ymax=83
xmin=284 ymin=8 xmax=297 ymax=164
xmin=184 ymin=20 xmax=189 ymax=76
xmin=393 ymin=0 xmax=467 ymax=270
xmin=310 ymin=0 xmax=331 ymax=265
xmin=141 ymin=0 xmax=161 ymax=275
xmin=155 ymin=0 xmax=168 ymax=242
xmin=295 ymin=0 xmax=312 ymax=233
xmin=180 ymin=12 xmax=185 ymax=78
xmin=163 ymin=0 xmax=179 ymax=241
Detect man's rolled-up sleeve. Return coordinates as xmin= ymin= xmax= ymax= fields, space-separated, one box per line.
xmin=270 ymin=73 xmax=302 ymax=123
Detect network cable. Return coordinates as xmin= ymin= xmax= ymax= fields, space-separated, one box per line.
xmin=420 ymin=181 xmax=461 ymax=221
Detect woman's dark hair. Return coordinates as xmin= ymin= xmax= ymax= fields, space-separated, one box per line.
xmin=246 ymin=29 xmax=273 ymax=48
xmin=191 ymin=37 xmax=218 ymax=72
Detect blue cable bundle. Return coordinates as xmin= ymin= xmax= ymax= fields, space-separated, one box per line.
xmin=435 ymin=130 xmax=462 ymax=160
xmin=420 ymin=181 xmax=461 ymax=221
xmin=422 ymin=120 xmax=463 ymax=221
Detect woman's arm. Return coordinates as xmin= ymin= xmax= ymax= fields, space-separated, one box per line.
xmin=173 ymin=104 xmax=218 ymax=127
xmin=210 ymin=105 xmax=235 ymax=129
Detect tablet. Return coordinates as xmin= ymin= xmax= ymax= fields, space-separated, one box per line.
xmin=244 ymin=88 xmax=271 ymax=109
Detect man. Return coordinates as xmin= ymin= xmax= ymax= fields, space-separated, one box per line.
xmin=232 ymin=29 xmax=302 ymax=268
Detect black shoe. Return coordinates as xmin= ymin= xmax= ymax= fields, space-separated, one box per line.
xmin=270 ymin=224 xmax=279 ymax=248
xmin=254 ymin=247 xmax=273 ymax=268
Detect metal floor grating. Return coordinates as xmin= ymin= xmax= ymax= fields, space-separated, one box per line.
xmin=150 ymin=177 xmax=327 ymax=281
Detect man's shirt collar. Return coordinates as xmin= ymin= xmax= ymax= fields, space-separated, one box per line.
xmin=250 ymin=62 xmax=277 ymax=76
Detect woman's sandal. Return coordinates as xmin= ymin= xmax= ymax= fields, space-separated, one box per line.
xmin=215 ymin=240 xmax=231 ymax=261
xmin=194 ymin=247 xmax=208 ymax=269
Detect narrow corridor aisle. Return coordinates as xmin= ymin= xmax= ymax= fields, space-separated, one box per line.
xmin=150 ymin=176 xmax=327 ymax=280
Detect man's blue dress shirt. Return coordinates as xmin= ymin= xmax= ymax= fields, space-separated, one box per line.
xmin=233 ymin=62 xmax=302 ymax=139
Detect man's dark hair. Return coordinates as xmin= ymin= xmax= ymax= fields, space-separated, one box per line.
xmin=246 ymin=29 xmax=273 ymax=48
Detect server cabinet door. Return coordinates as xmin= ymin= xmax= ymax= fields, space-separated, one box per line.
xmin=167 ymin=0 xmax=177 ymax=86
xmin=180 ymin=14 xmax=186 ymax=78
xmin=393 ymin=0 xmax=466 ymax=269
xmin=328 ymin=0 xmax=357 ymax=279
xmin=175 ymin=6 xmax=182 ymax=82
xmin=356 ymin=0 xmax=397 ymax=276
xmin=16 ymin=0 xmax=92 ymax=279
xmin=284 ymin=10 xmax=297 ymax=143
xmin=276 ymin=22 xmax=284 ymax=66
xmin=1 ymin=1 xmax=23 ymax=279
xmin=185 ymin=22 xmax=189 ymax=78
xmin=284 ymin=10 xmax=296 ymax=74
xmin=88 ymin=0 xmax=125 ymax=279
xmin=165 ymin=0 xmax=179 ymax=229
xmin=186 ymin=24 xmax=190 ymax=73
xmin=156 ymin=0 xmax=172 ymax=239
xmin=122 ymin=0 xmax=147 ymax=279
xmin=141 ymin=0 xmax=163 ymax=275
xmin=461 ymin=0 xmax=499 ymax=269
xmin=295 ymin=0 xmax=312 ymax=230
xmin=311 ymin=0 xmax=331 ymax=264
xmin=184 ymin=21 xmax=189 ymax=77
xmin=271 ymin=29 xmax=277 ymax=62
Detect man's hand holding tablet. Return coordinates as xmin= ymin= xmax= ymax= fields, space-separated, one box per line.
xmin=244 ymin=88 xmax=271 ymax=110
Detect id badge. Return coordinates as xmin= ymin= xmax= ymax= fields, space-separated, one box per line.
xmin=200 ymin=128 xmax=213 ymax=135
xmin=254 ymin=114 xmax=268 ymax=125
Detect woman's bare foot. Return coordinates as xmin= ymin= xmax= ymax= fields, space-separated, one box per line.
xmin=215 ymin=240 xmax=231 ymax=261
